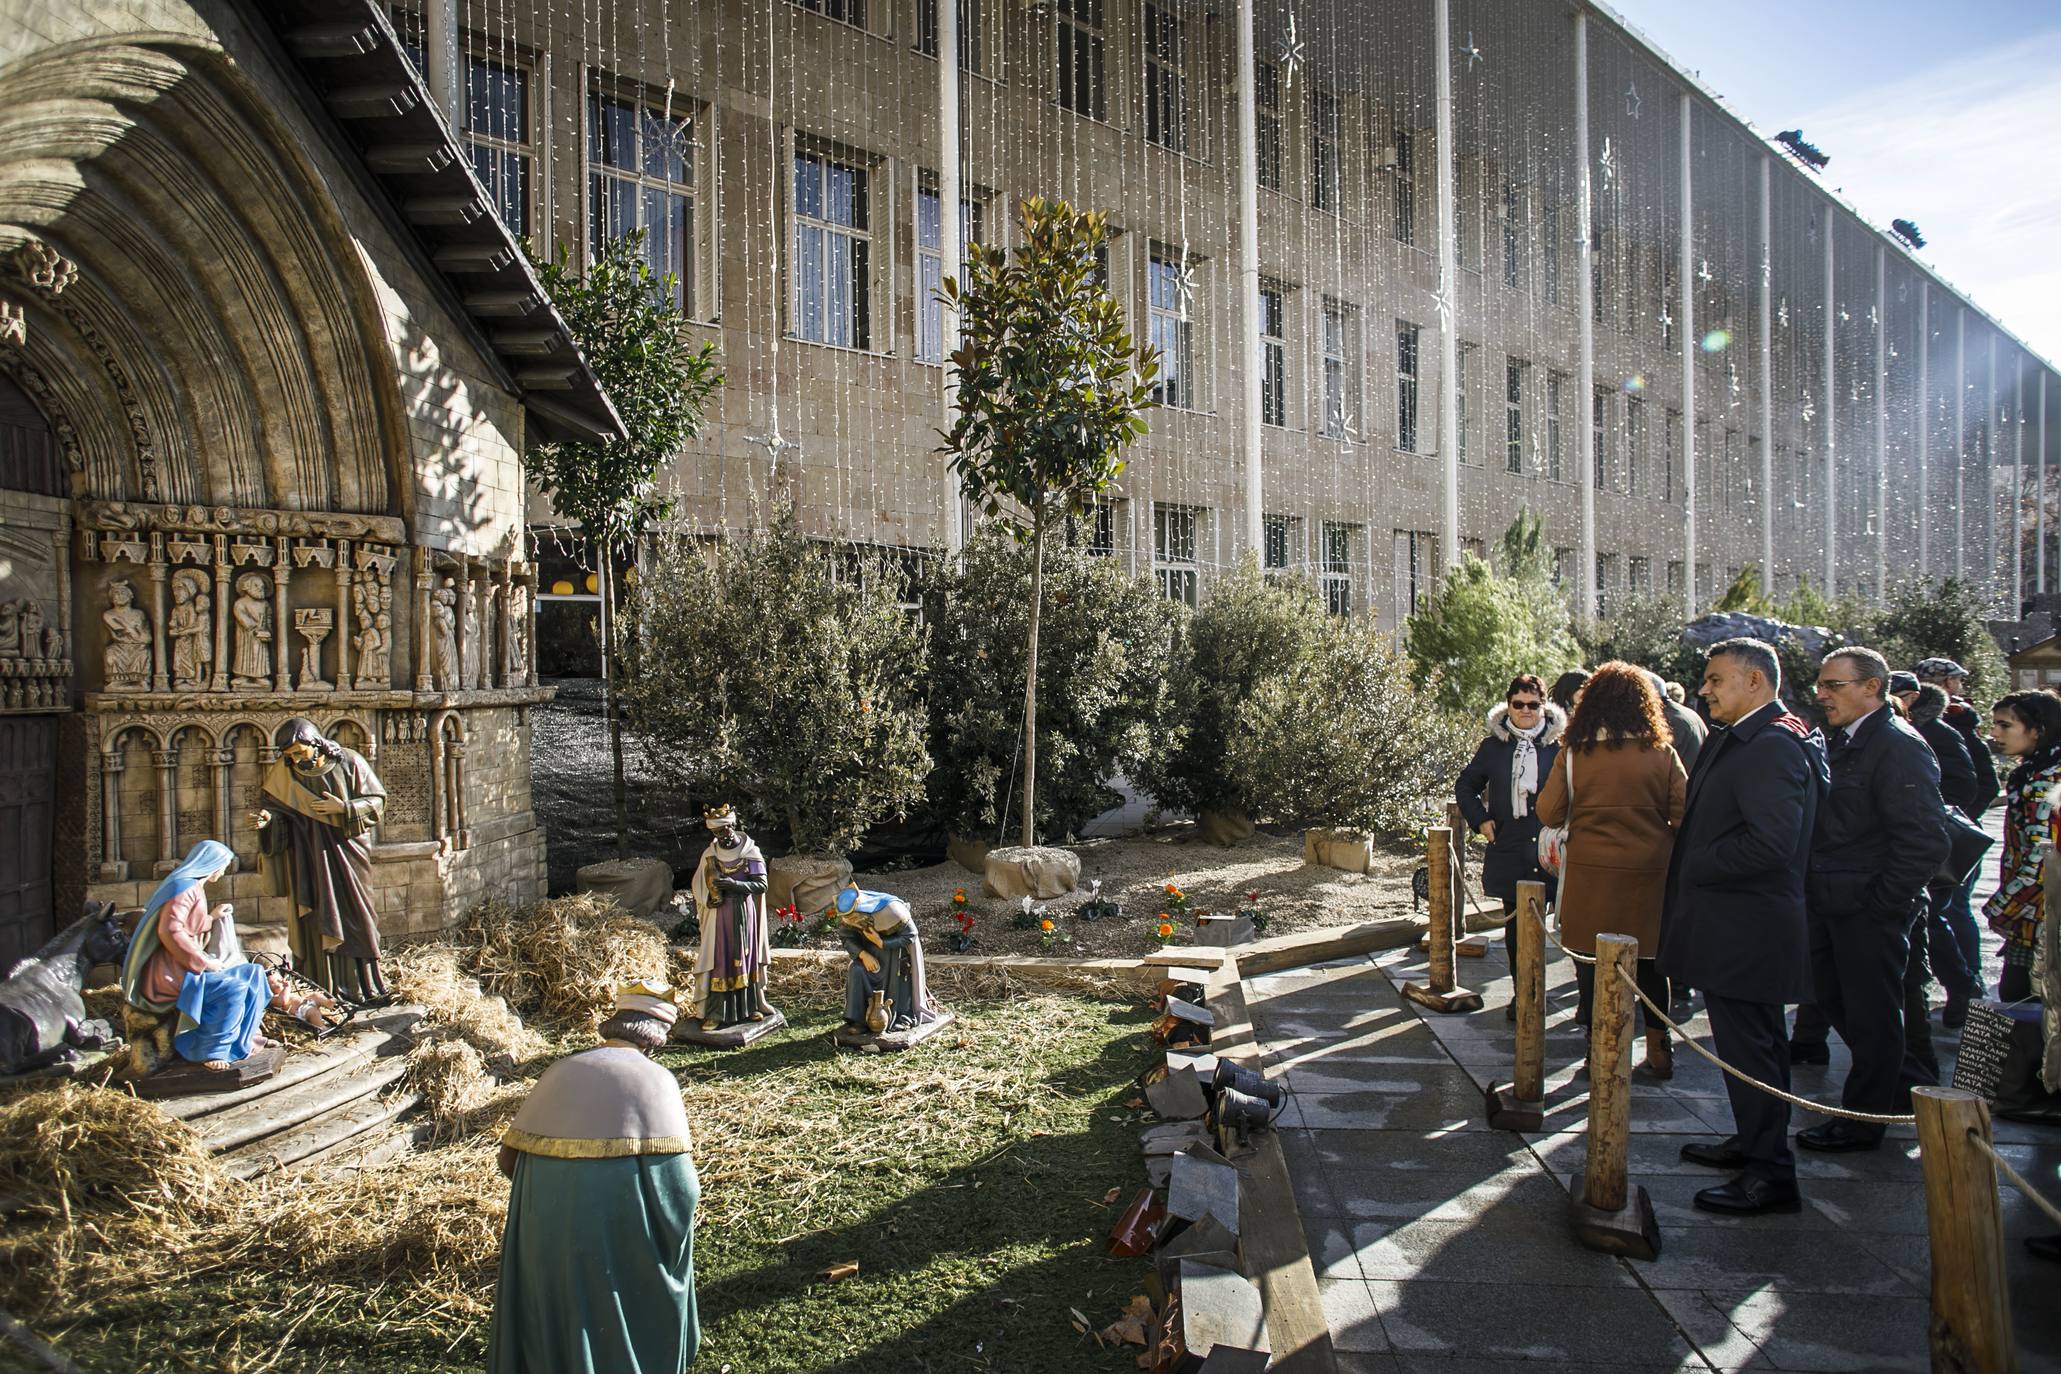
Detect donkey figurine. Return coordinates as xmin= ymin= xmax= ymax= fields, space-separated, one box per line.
xmin=0 ymin=900 xmax=126 ymax=1076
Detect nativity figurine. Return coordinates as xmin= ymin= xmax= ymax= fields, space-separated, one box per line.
xmin=828 ymin=884 xmax=950 ymax=1048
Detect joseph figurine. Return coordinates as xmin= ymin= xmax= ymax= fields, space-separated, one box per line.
xmin=253 ymin=717 xmax=389 ymax=1002
xmin=687 ymin=805 xmax=774 ymax=1032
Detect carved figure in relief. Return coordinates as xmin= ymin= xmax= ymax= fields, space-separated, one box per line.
xmin=231 ymin=573 xmax=272 ymax=688
xmin=461 ymin=581 xmax=482 ymax=689
xmin=0 ymin=600 xmax=17 ymax=657
xmin=101 ymin=579 xmax=152 ymax=691
xmin=21 ymin=602 xmax=53 ymax=661
xmin=509 ymin=586 xmax=529 ymax=677
xmin=432 ymin=577 xmax=461 ymax=692
xmin=167 ymin=569 xmax=212 ymax=688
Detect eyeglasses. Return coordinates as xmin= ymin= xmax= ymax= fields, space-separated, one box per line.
xmin=1508 ymin=699 xmax=1543 ymax=710
xmin=1814 ymin=678 xmax=1866 ymax=691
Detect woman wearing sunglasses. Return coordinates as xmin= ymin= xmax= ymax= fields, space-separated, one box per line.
xmin=1456 ymin=673 xmax=1568 ymax=1012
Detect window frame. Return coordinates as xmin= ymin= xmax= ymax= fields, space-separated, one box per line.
xmin=915 ymin=0 xmax=982 ymax=72
xmin=1320 ymin=521 xmax=1358 ymax=617
xmin=585 ymin=86 xmax=699 ymax=314
xmin=1591 ymin=385 xmax=1609 ymax=491
xmin=1142 ymin=2 xmax=1186 ymax=153
xmin=1310 ymin=85 xmax=1340 ymax=213
xmin=1054 ymin=0 xmax=1108 ymax=122
xmin=1255 ymin=60 xmax=1284 ymax=193
xmin=1504 ymin=356 xmax=1526 ymax=474
xmin=1153 ymin=502 xmax=1201 ymax=606
xmin=1545 ymin=370 xmax=1565 ymax=481
xmin=1625 ymin=394 xmax=1646 ymax=497
xmin=1395 ymin=319 xmax=1421 ymax=453
xmin=914 ymin=175 xmax=984 ymax=365
xmin=791 ymin=145 xmax=876 ymax=352
xmin=1148 ymin=248 xmax=1199 ymax=411
xmin=1392 ymin=127 xmax=1415 ymax=245
xmin=1321 ymin=298 xmax=1356 ymax=440
xmin=1262 ymin=512 xmax=1300 ymax=572
xmin=1259 ymin=281 xmax=1287 ymax=428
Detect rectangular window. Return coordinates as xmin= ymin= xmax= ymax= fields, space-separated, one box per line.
xmin=1552 ymin=547 xmax=1572 ymax=589
xmin=1592 ymin=386 xmax=1609 ymax=490
xmin=1697 ymin=421 xmax=1714 ymax=506
xmin=1149 ymin=251 xmax=1196 ymax=410
xmin=915 ymin=184 xmax=982 ymax=363
xmin=1259 ymin=283 xmax=1286 ymax=427
xmin=1255 ymin=61 xmax=1283 ymax=192
xmin=1082 ymin=500 xmax=1118 ymax=556
xmin=1262 ymin=513 xmax=1298 ymax=571
xmin=1546 ymin=371 xmax=1565 ymax=481
xmin=1322 ymin=300 xmax=1355 ymax=439
xmin=395 ymin=22 xmax=535 ymax=238
xmin=793 ymin=150 xmax=871 ymax=349
xmin=1505 ymin=357 xmax=1526 ymax=474
xmin=1457 ymin=343 xmax=1475 ymax=464
xmin=1055 ymin=0 xmax=1106 ymax=120
xmin=1543 ymin=204 xmax=1561 ymax=304
xmin=796 ymin=0 xmax=867 ymax=22
xmin=916 ymin=0 xmax=981 ymax=70
xmin=1628 ymin=556 xmax=1651 ymax=596
xmin=1311 ymin=87 xmax=1340 ymax=212
xmin=1668 ymin=561 xmax=1685 ymax=598
xmin=1392 ymin=529 xmax=1436 ymax=624
xmin=1393 ymin=129 xmax=1415 ymax=245
xmin=1395 ymin=321 xmax=1421 ymax=452
xmin=1502 ymin=181 xmax=1523 ymax=290
xmin=1665 ymin=410 xmax=1681 ymax=503
xmin=1591 ymin=231 xmax=1605 ymax=325
xmin=1596 ymin=552 xmax=1618 ymax=618
xmin=1321 ymin=522 xmax=1357 ymax=616
xmin=1144 ymin=4 xmax=1185 ymax=152
xmin=1625 ymin=395 xmax=1645 ymax=496
xmin=1154 ymin=503 xmax=1200 ymax=606
xmin=588 ymin=92 xmax=695 ymax=311
xmin=1722 ymin=429 xmax=1738 ymax=513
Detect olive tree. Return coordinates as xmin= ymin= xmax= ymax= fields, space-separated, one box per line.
xmin=938 ymin=196 xmax=1158 ymax=847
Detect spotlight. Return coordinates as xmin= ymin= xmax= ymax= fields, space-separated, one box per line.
xmin=1209 ymin=1060 xmax=1284 ymax=1108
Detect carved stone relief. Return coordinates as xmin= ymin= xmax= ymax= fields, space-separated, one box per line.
xmin=166 ymin=567 xmax=211 ymax=688
xmin=231 ymin=571 xmax=272 ymax=688
xmin=101 ymin=577 xmax=152 ymax=691
xmin=432 ymin=576 xmax=460 ymax=692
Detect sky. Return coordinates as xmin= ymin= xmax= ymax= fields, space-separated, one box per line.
xmin=1603 ymin=0 xmax=2061 ymax=366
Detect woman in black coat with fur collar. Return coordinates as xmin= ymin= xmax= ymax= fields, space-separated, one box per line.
xmin=1456 ymin=674 xmax=1567 ymax=985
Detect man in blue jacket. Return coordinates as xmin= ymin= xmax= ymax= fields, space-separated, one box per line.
xmin=1802 ymin=647 xmax=1950 ymax=1152
xmin=1660 ymin=638 xmax=1828 ymax=1215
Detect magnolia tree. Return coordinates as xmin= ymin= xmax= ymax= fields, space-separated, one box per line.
xmin=528 ymin=232 xmax=722 ymax=855
xmin=938 ymin=197 xmax=1158 ymax=848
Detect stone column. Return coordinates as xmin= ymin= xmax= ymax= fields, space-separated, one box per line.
xmin=2014 ymin=357 xmax=2026 ymax=610
xmin=213 ymin=746 xmax=236 ymax=858
xmin=99 ymin=749 xmax=126 ymax=882
xmin=272 ymin=537 xmax=292 ymax=692
xmin=429 ymin=722 xmax=447 ymax=843
xmin=2040 ymin=371 xmax=2049 ymax=597
xmin=1918 ymin=283 xmax=1930 ymax=577
xmin=1758 ymin=156 xmax=1776 ymax=586
xmin=415 ymin=546 xmax=435 ymax=693
xmin=210 ymin=534 xmax=230 ymax=691
xmin=1236 ymin=0 xmax=1263 ymax=556
xmin=474 ymin=563 xmax=493 ymax=690
xmin=1822 ymin=215 xmax=1837 ymax=596
xmin=449 ymin=736 xmax=469 ymax=848
xmin=1956 ymin=310 xmax=1966 ymax=582
xmin=1434 ymin=0 xmax=1460 ymax=570
xmin=495 ymin=560 xmax=512 ymax=687
xmin=153 ymin=748 xmax=179 ymax=873
xmin=1987 ymin=332 xmax=1999 ymax=613
xmin=148 ymin=534 xmax=169 ymax=692
xmin=1679 ymin=92 xmax=1697 ymax=616
xmin=1573 ymin=10 xmax=1596 ymax=623
xmin=336 ymin=539 xmax=354 ymax=690
xmin=1875 ymin=244 xmax=1888 ymax=602
xmin=940 ymin=0 xmax=965 ymax=554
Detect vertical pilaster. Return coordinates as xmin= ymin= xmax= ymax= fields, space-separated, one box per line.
xmin=1679 ymin=93 xmax=1697 ymax=615
xmin=1758 ymin=156 xmax=1775 ymax=585
xmin=1875 ymin=244 xmax=1887 ymax=601
xmin=1434 ymin=0 xmax=1460 ymax=569
xmin=1237 ymin=0 xmax=1264 ymax=556
xmin=1822 ymin=215 xmax=1837 ymax=596
xmin=2013 ymin=354 xmax=2025 ymax=612
xmin=415 ymin=547 xmax=435 ymax=693
xmin=1918 ymin=283 xmax=1929 ymax=578
xmin=153 ymin=748 xmax=178 ymax=872
xmin=424 ymin=0 xmax=460 ymax=126
xmin=98 ymin=750 xmax=125 ymax=882
xmin=209 ymin=534 xmax=229 ymax=692
xmin=336 ymin=538 xmax=354 ymax=690
xmin=1987 ymin=332 xmax=1999 ymax=612
xmin=2041 ymin=371 xmax=2050 ymax=597
xmin=1573 ymin=11 xmax=1596 ymax=621
xmin=939 ymin=0 xmax=964 ymax=554
xmin=271 ymin=537 xmax=291 ymax=692
xmin=1956 ymin=310 xmax=1967 ymax=582
xmin=148 ymin=534 xmax=169 ymax=693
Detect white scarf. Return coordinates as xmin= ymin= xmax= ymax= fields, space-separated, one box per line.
xmin=1510 ymin=715 xmax=1547 ymax=819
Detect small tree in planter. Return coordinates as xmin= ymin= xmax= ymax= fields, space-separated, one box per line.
xmin=925 ymin=524 xmax=1177 ymax=854
xmin=1405 ymin=512 xmax=1580 ymax=716
xmin=527 ymin=231 xmax=723 ymax=857
xmin=1131 ymin=558 xmax=1330 ymax=843
xmin=1229 ymin=620 xmax=1471 ymax=850
xmin=938 ymin=196 xmax=1159 ymax=851
xmin=619 ymin=503 xmax=930 ymax=892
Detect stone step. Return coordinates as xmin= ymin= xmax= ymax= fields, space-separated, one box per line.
xmin=195 ymin=1049 xmax=411 ymax=1154
xmin=158 ymin=1003 xmax=425 ymax=1123
xmin=219 ymin=1088 xmax=422 ymax=1181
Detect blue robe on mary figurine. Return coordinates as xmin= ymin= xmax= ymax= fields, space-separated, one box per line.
xmin=119 ymin=839 xmax=273 ymax=1065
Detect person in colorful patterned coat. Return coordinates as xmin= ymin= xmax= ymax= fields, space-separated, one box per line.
xmin=1982 ymin=690 xmax=2061 ymax=1004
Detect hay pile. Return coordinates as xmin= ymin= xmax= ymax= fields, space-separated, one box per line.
xmin=460 ymin=892 xmax=668 ymax=1028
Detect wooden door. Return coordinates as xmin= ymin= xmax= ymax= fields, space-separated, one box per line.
xmin=0 ymin=715 xmax=56 ymax=968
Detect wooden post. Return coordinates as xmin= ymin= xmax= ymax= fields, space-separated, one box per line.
xmin=1404 ymin=826 xmax=1483 ymax=1012
xmin=1487 ymin=879 xmax=1547 ymax=1130
xmin=1569 ymin=932 xmax=1660 ymax=1258
xmin=1913 ymin=1087 xmax=2017 ymax=1374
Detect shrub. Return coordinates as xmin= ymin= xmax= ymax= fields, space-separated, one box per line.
xmin=1130 ymin=558 xmax=1330 ymax=820
xmin=1577 ymin=593 xmax=1699 ymax=683
xmin=925 ymin=524 xmax=1176 ymax=843
xmin=1228 ymin=621 xmax=1471 ymax=836
xmin=1860 ymin=577 xmax=2008 ymax=703
xmin=619 ymin=504 xmax=930 ymax=855
xmin=1405 ymin=545 xmax=1581 ymax=715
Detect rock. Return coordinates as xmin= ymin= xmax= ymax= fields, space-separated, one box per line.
xmin=982 ymin=845 xmax=1080 ymax=899
xmin=574 ymin=856 xmax=674 ymax=919
xmin=1195 ymin=810 xmax=1255 ymax=847
xmin=1302 ymin=827 xmax=1372 ymax=875
xmin=1681 ymin=610 xmax=1836 ymax=662
xmin=945 ymin=833 xmax=991 ymax=876
xmin=767 ymin=855 xmax=853 ymax=916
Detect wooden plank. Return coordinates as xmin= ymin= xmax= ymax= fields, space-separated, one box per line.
xmin=1232 ymin=917 xmax=1421 ymax=978
xmin=1209 ymin=967 xmax=1338 ymax=1374
xmin=1914 ymin=1088 xmax=2018 ymax=1374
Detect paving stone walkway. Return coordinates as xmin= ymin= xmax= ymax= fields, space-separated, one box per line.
xmin=1250 ymin=933 xmax=2061 ymax=1373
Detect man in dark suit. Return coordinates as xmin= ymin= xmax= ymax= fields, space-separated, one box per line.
xmin=1660 ymin=638 xmax=1828 ymax=1215
xmin=1802 ymin=647 xmax=1950 ymax=1152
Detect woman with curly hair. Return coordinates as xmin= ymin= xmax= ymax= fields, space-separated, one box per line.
xmin=1536 ymin=660 xmax=1689 ymax=1078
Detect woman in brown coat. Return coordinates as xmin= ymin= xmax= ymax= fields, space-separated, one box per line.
xmin=1535 ymin=661 xmax=1688 ymax=1078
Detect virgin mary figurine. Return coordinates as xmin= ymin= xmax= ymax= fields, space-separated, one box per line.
xmin=686 ymin=805 xmax=775 ymax=1035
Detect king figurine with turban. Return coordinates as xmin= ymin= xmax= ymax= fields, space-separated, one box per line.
xmin=677 ymin=804 xmax=781 ymax=1046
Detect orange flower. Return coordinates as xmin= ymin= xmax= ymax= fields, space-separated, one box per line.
xmin=1039 ymin=918 xmax=1054 ymax=932
xmin=1157 ymin=921 xmax=1176 ymax=938
xmin=953 ymin=888 xmax=967 ymax=901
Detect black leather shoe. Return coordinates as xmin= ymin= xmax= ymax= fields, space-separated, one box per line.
xmin=1941 ymin=993 xmax=1969 ymax=1030
xmin=1789 ymin=1039 xmax=1830 ymax=1066
xmin=1680 ymin=1138 xmax=1746 ymax=1169
xmin=1694 ymin=1174 xmax=1803 ymax=1216
xmin=1795 ymin=1121 xmax=1883 ymax=1153
xmin=2027 ymin=1235 xmax=2061 ymax=1264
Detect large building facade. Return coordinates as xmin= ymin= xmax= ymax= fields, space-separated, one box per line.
xmin=0 ymin=0 xmax=621 ymax=964
xmin=408 ymin=0 xmax=2055 ymax=628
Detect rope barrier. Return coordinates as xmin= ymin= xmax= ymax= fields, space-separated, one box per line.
xmin=1514 ymin=901 xmax=1917 ymax=1125
xmin=1968 ymin=1131 xmax=2061 ymax=1230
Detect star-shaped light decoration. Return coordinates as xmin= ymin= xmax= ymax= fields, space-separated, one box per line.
xmin=1697 ymin=258 xmax=1713 ymax=285
xmin=1174 ymin=245 xmax=1199 ymax=320
xmin=1800 ymin=393 xmax=1816 ymax=425
xmin=1806 ymin=214 xmax=1818 ymax=246
xmin=746 ymin=427 xmax=800 ymax=468
xmin=1658 ymin=305 xmax=1674 ymax=334
xmin=1728 ymin=361 xmax=1742 ymax=404
xmin=1889 ymin=342 xmax=1899 ymax=361
xmin=1598 ymin=138 xmax=1616 ymax=189
xmin=1624 ymin=81 xmax=1642 ymax=119
xmin=1778 ymin=297 xmax=1791 ymax=328
xmin=1431 ymin=282 xmax=1455 ymax=328
xmin=1276 ymin=13 xmax=1305 ymax=88
xmin=1839 ymin=307 xmax=1850 ymax=324
xmin=1898 ymin=279 xmax=1909 ymax=304
xmin=1867 ymin=306 xmax=1879 ymax=329
xmin=1461 ymin=30 xmax=1483 ymax=71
